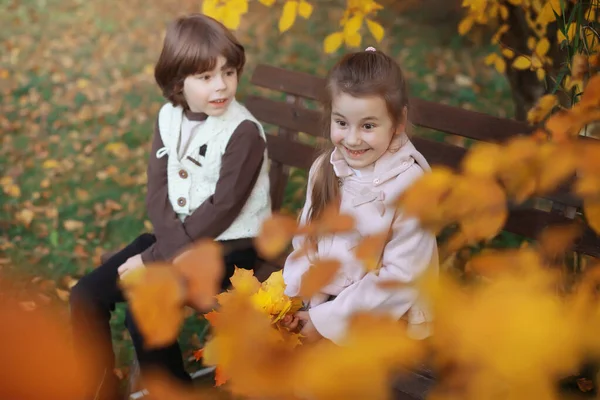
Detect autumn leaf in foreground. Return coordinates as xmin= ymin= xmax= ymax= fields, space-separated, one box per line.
xmin=299 ymin=259 xmax=341 ymax=298
xmin=120 ymin=265 xmax=185 ymax=348
xmin=0 ymin=294 xmax=94 ymax=400
xmin=354 ymin=232 xmax=389 ymax=272
xmin=251 ymin=269 xmax=303 ymax=323
xmin=448 ymin=175 xmax=507 ymax=249
xmin=396 ymin=167 xmax=455 ymax=232
xmin=201 ymin=269 xmax=302 ymax=387
xmin=254 ymin=213 xmax=298 ymax=260
xmin=527 ymin=94 xmax=558 ymax=124
xmin=304 ymin=203 xmax=356 ymax=235
xmin=229 ymin=266 xmax=261 ymax=295
xmin=140 ymin=368 xmax=209 ymax=400
xmin=203 ymin=294 xmax=297 ymax=398
xmin=430 ymin=270 xmax=581 ymax=400
xmin=465 ymin=248 xmax=543 ymax=278
xmin=584 ymin=199 xmax=600 ymax=235
xmin=537 ymin=223 xmax=582 ymax=258
xmin=461 ymin=142 xmax=503 ymax=179
xmin=293 ymin=313 xmax=425 ymax=400
xmin=222 ymin=267 xmax=302 ymax=322
xmin=172 ymin=239 xmax=224 ymax=310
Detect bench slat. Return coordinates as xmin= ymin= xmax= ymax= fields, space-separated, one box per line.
xmin=250 ymin=64 xmax=533 ymax=143
xmin=505 ymin=209 xmax=600 ymax=258
xmin=266 ymin=134 xmax=318 ymax=170
xmin=246 ymin=95 xmax=323 ymax=137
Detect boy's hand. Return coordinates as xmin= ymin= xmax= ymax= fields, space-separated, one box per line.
xmin=118 ymin=254 xmax=145 ymax=278
xmin=296 ymin=311 xmax=323 ymax=344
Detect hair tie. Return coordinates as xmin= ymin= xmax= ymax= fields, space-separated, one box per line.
xmin=365 ymin=46 xmax=376 ymax=52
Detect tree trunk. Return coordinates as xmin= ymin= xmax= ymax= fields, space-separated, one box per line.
xmin=501 ymin=5 xmax=571 ymax=121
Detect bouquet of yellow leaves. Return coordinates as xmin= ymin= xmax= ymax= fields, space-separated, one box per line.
xmin=196 ymin=267 xmax=304 ymax=386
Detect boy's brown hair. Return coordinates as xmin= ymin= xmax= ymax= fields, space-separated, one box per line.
xmin=154 ymin=13 xmax=246 ymax=109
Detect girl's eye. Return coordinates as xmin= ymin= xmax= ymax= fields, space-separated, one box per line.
xmin=335 ymin=120 xmax=347 ymax=127
xmin=226 ymin=70 xmax=236 ymax=76
xmin=363 ymin=123 xmax=375 ymax=130
xmin=202 ymin=75 xmax=211 ymax=81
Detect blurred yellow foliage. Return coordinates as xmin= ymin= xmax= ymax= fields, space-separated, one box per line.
xmin=201 ymin=0 xmax=385 ymax=54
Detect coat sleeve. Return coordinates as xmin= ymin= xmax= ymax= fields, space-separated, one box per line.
xmin=308 ymin=164 xmax=439 ymax=345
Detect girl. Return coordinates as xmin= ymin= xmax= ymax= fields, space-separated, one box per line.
xmin=282 ymin=47 xmax=438 ymax=345
xmin=69 ymin=13 xmax=271 ymax=400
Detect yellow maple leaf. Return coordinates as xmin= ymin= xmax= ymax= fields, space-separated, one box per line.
xmin=203 ymin=294 xmax=296 ymax=396
xmin=251 ymin=270 xmax=301 ymax=322
xmin=345 ymin=31 xmax=361 ymax=47
xmin=513 ymin=55 xmax=532 ymax=69
xmin=584 ymin=199 xmax=600 ymax=234
xmin=535 ymin=37 xmax=550 ymax=57
xmin=324 ymin=31 xmax=344 ymax=53
xmin=201 ymin=0 xmax=221 ymax=20
xmin=461 ymin=142 xmax=503 ymax=178
xmin=229 ymin=266 xmax=261 ymax=295
xmin=279 ymin=0 xmax=298 ymax=33
xmin=354 ymin=232 xmax=388 ymax=272
xmin=343 ymin=14 xmax=363 ymax=37
xmin=298 ymin=0 xmax=313 ymax=19
xmin=458 ymin=16 xmax=474 ymax=36
xmin=120 ymin=265 xmax=186 ymax=348
xmin=366 ymin=19 xmax=384 ymax=42
xmin=299 ymin=259 xmax=341 ymax=298
xmin=255 ymin=213 xmax=298 ymax=260
xmin=527 ymin=93 xmax=558 ymax=124
xmin=294 ymin=313 xmax=424 ymax=400
xmin=15 ymin=209 xmax=34 ymax=228
xmin=63 ymin=219 xmax=84 ymax=231
xmin=396 ymin=166 xmax=455 ymax=232
xmin=222 ymin=7 xmax=242 ymax=30
xmin=501 ymin=48 xmax=515 ymax=58
xmin=172 ymin=239 xmax=224 ymax=310
xmin=536 ymin=141 xmax=577 ymax=194
xmin=538 ymin=224 xmax=582 ymax=258
xmin=42 ymin=159 xmax=59 ymax=169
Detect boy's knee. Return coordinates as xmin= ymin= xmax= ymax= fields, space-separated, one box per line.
xmin=137 ymin=233 xmax=156 ymax=248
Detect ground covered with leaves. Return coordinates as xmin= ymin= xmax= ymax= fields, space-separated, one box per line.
xmin=0 ymin=0 xmax=515 ymax=385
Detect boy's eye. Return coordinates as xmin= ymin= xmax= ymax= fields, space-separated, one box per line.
xmin=225 ymin=70 xmax=236 ymax=76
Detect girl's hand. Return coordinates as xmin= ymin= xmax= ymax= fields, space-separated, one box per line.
xmin=280 ymin=314 xmax=301 ymax=332
xmin=118 ymin=254 xmax=145 ymax=278
xmin=296 ymin=311 xmax=323 ymax=344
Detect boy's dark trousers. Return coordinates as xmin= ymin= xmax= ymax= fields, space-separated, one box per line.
xmin=69 ymin=233 xmax=257 ymax=400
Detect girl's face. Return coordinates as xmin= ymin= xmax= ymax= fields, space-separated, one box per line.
xmin=330 ymin=92 xmax=403 ymax=169
xmin=182 ymin=55 xmax=238 ymax=116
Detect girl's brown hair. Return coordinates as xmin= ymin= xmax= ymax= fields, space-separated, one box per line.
xmin=154 ymin=13 xmax=245 ymax=109
xmin=306 ymin=49 xmax=410 ymax=227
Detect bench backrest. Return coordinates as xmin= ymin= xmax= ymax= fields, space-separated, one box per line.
xmin=245 ymin=64 xmax=600 ymax=258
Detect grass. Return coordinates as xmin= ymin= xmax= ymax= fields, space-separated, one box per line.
xmin=0 ymin=0 xmax=517 ymax=390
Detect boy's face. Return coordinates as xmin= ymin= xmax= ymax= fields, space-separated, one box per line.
xmin=182 ymin=55 xmax=238 ymax=116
